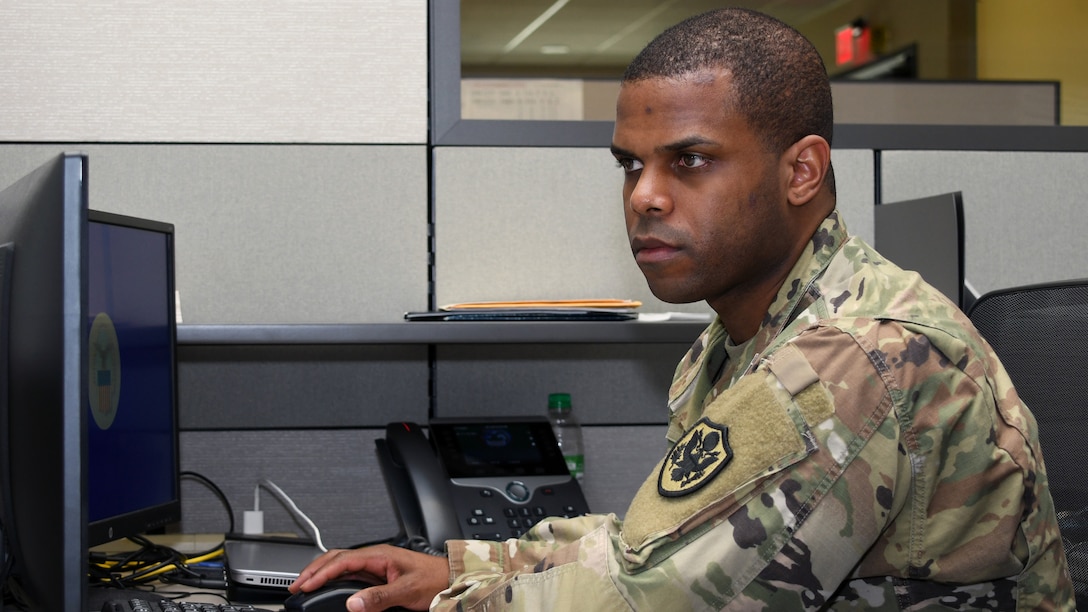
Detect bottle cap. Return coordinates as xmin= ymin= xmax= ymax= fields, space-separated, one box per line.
xmin=548 ymin=392 xmax=572 ymax=412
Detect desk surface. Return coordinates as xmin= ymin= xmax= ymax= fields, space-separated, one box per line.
xmin=90 ymin=584 xmax=284 ymax=610
xmin=90 ymin=533 xmax=289 ymax=611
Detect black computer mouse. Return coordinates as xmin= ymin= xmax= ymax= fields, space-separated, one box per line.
xmin=282 ymin=580 xmax=377 ymax=612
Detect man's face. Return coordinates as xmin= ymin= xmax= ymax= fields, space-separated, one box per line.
xmin=611 ymin=70 xmax=796 ymax=313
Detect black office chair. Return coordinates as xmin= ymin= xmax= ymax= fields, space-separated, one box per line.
xmin=968 ymin=279 xmax=1088 ymax=607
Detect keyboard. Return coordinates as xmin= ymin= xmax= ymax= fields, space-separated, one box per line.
xmin=99 ymin=596 xmax=275 ymax=612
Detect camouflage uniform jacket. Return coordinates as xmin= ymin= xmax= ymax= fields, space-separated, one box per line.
xmin=436 ymin=211 xmax=1073 ymax=611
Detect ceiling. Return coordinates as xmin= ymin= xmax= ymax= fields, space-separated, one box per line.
xmin=461 ymin=0 xmax=857 ymax=78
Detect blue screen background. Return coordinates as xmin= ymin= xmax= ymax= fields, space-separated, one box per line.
xmin=86 ymin=220 xmax=176 ymax=522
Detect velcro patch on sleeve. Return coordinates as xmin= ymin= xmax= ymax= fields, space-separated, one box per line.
xmin=767 ymin=343 xmax=834 ymax=427
xmin=621 ymin=370 xmax=812 ymax=550
xmin=767 ymin=343 xmax=819 ymax=395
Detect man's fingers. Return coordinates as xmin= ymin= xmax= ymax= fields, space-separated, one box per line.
xmin=291 ymin=548 xmax=368 ymax=592
xmin=357 ymin=583 xmax=402 ymax=611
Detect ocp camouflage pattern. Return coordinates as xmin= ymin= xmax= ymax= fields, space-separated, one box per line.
xmin=434 ymin=211 xmax=1073 ymax=611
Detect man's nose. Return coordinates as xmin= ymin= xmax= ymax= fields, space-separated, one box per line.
xmin=628 ymin=167 xmax=672 ymax=216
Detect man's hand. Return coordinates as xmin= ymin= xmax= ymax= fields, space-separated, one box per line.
xmin=288 ymin=544 xmax=449 ymax=611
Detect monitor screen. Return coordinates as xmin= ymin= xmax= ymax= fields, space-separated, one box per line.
xmin=874 ymin=192 xmax=965 ymax=308
xmin=429 ymin=418 xmax=570 ymax=479
xmin=86 ymin=210 xmax=180 ymax=547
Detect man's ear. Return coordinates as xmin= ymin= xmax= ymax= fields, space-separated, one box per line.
xmin=784 ymin=135 xmax=831 ymax=207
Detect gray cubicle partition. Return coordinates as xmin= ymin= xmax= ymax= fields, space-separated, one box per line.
xmin=0 ymin=144 xmax=431 ymax=324
xmin=0 ymin=1 xmax=428 ymax=144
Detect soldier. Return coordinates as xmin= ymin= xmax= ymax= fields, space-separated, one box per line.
xmin=290 ymin=8 xmax=1073 ymax=610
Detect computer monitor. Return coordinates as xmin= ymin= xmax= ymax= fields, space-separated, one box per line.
xmin=0 ymin=153 xmax=181 ymax=610
xmin=0 ymin=153 xmax=88 ymax=610
xmin=874 ymin=192 xmax=966 ymax=308
xmin=86 ymin=209 xmax=180 ymax=548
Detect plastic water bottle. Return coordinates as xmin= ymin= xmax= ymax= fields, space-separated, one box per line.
xmin=547 ymin=392 xmax=584 ymax=484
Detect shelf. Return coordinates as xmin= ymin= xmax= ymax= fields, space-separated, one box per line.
xmin=177 ymin=321 xmax=708 ymax=345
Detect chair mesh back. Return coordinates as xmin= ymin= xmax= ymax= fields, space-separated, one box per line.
xmin=968 ymin=279 xmax=1088 ymax=605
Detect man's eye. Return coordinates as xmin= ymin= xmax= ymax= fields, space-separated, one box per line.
xmin=616 ymin=158 xmax=643 ymax=173
xmin=678 ymin=154 xmax=708 ymax=169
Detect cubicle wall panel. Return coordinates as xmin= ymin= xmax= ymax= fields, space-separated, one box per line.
xmin=881 ymin=151 xmax=1088 ymax=295
xmin=581 ymin=425 xmax=668 ymax=518
xmin=0 ymin=144 xmax=430 ymax=323
xmin=180 ymin=429 xmax=400 ymax=549
xmin=0 ymin=0 xmax=427 ymax=143
xmin=433 ymin=343 xmax=687 ymax=425
xmin=178 ymin=345 xmax=430 ymax=429
xmin=434 ymin=147 xmax=874 ymax=313
xmin=830 ymin=149 xmax=876 ymax=246
xmin=480 ymin=80 xmax=1056 ymax=126
xmin=831 ymin=82 xmax=1059 ymax=126
xmin=179 ymin=425 xmax=666 ymax=546
xmin=433 ymin=147 xmax=709 ymax=315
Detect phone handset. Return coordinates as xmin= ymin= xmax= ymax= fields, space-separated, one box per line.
xmin=375 ymin=422 xmax=462 ymax=555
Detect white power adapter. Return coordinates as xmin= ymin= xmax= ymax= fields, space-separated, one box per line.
xmin=242 ymin=509 xmax=264 ymax=535
xmin=242 ymin=484 xmax=264 ymax=534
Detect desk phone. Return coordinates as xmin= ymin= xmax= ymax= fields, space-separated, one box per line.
xmin=375 ymin=417 xmax=590 ymax=553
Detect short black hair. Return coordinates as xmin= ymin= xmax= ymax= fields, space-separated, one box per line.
xmin=624 ymin=8 xmax=834 ymax=158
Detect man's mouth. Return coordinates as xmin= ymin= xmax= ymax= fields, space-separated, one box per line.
xmin=631 ymin=237 xmax=680 ymax=264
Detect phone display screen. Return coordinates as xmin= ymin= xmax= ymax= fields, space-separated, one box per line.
xmin=430 ymin=419 xmax=570 ymax=479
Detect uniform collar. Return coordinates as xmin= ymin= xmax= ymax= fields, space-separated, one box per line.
xmin=669 ymin=211 xmax=848 ymax=406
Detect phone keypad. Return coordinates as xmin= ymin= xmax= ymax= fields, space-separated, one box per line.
xmin=452 ymin=480 xmax=590 ymax=540
xmin=463 ymin=500 xmax=583 ymax=539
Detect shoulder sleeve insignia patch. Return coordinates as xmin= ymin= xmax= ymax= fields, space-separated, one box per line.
xmin=658 ymin=417 xmax=733 ymax=497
